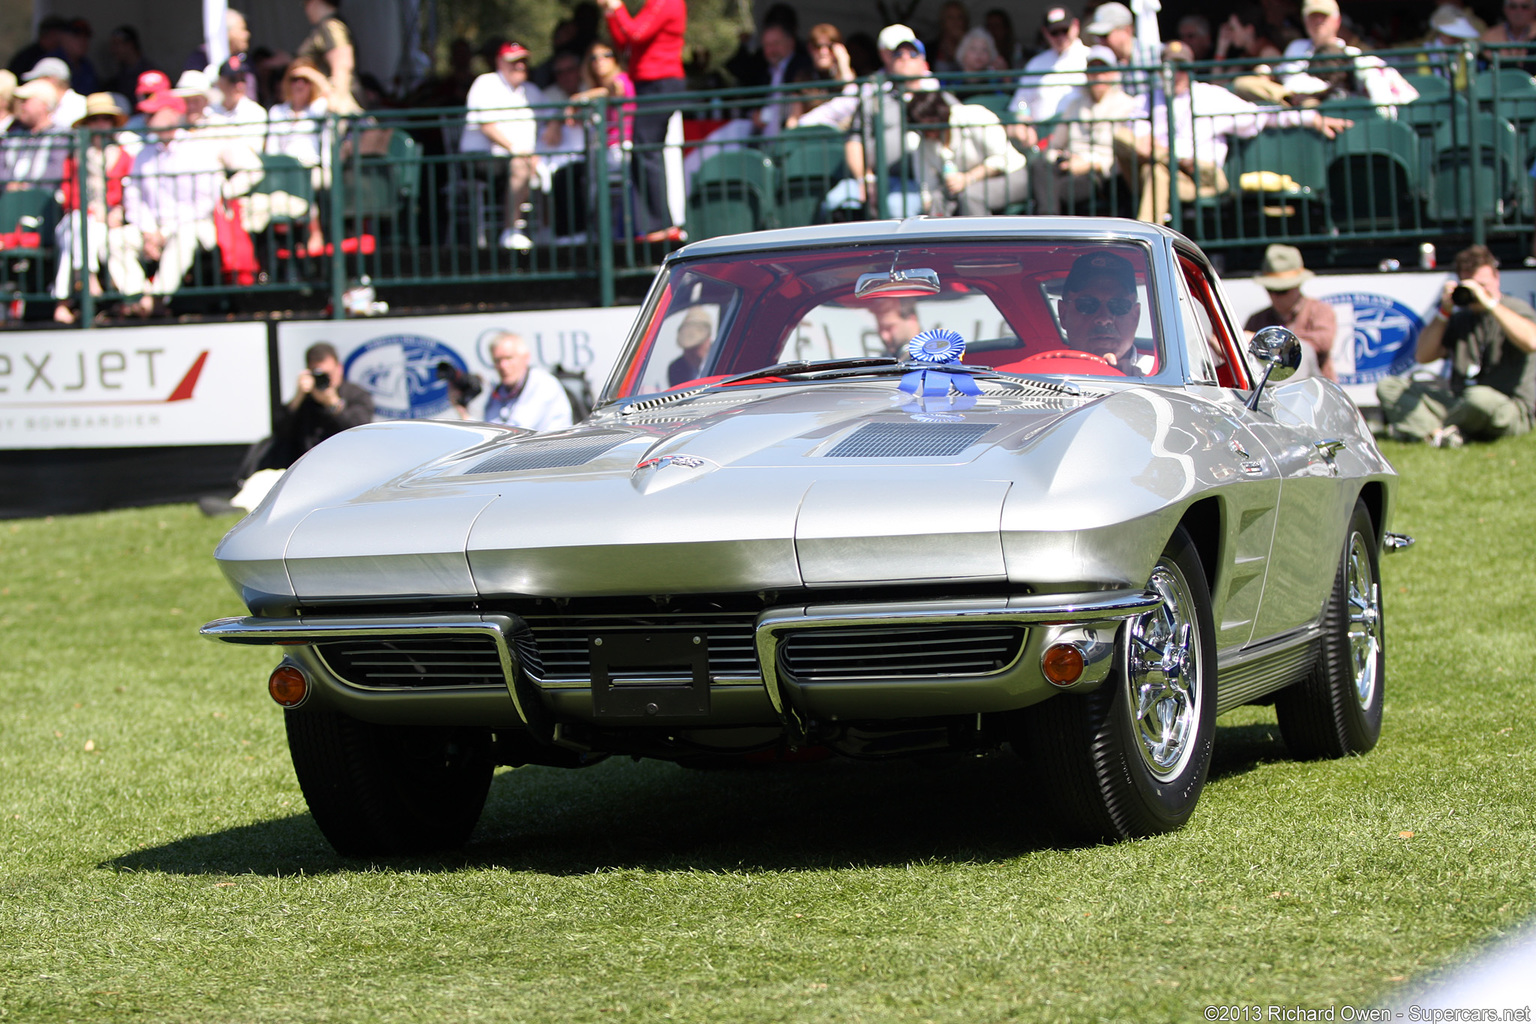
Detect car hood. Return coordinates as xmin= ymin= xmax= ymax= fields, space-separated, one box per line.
xmin=216 ymin=380 xmax=1240 ymax=610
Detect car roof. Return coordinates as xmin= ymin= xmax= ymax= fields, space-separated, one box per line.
xmin=671 ymin=216 xmax=1191 ymax=262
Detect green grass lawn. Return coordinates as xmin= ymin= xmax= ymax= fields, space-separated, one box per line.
xmin=2 ymin=435 xmax=1533 ymax=1023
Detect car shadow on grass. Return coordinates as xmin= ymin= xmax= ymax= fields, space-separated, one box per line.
xmin=106 ymin=722 xmax=1294 ymax=877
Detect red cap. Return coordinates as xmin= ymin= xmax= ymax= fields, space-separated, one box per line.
xmin=498 ymin=41 xmax=530 ymax=62
xmin=138 ymin=91 xmax=187 ymax=115
xmin=136 ymin=69 xmax=171 ymax=96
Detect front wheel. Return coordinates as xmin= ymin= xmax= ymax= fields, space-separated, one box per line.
xmin=286 ymin=709 xmax=495 ymax=857
xmin=1275 ymin=499 xmax=1384 ymax=759
xmin=1012 ymin=525 xmax=1217 ymax=840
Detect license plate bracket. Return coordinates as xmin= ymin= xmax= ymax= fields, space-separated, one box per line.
xmin=589 ymin=632 xmax=710 ymax=719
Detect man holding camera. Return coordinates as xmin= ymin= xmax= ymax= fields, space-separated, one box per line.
xmin=1377 ymin=244 xmax=1536 ymax=446
xmin=269 ymin=342 xmax=375 ymax=466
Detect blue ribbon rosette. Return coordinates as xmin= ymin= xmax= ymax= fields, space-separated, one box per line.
xmin=899 ymin=329 xmax=980 ymax=398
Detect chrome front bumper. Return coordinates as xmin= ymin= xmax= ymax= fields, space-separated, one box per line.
xmin=200 ymin=589 xmax=1160 ymax=729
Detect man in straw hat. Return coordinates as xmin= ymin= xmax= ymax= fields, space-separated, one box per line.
xmin=51 ymin=93 xmax=147 ymax=323
xmin=1244 ymin=245 xmax=1337 ymax=380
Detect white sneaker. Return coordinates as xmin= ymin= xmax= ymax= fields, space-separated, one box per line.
xmin=499 ymin=228 xmax=533 ymax=251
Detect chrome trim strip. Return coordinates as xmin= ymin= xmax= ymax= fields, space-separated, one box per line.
xmin=1215 ymin=625 xmax=1323 ymax=714
xmin=200 ymin=614 xmax=531 ymax=726
xmin=753 ymin=590 xmax=1160 ymax=723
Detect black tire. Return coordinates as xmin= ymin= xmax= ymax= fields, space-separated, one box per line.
xmin=1275 ymin=499 xmax=1384 ymax=759
xmin=285 ymin=709 xmax=495 ymax=857
xmin=1012 ymin=525 xmax=1218 ymax=840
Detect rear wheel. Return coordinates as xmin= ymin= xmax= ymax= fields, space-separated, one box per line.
xmin=1275 ymin=499 xmax=1384 ymax=759
xmin=285 ymin=709 xmax=495 ymax=857
xmin=1013 ymin=526 xmax=1217 ymax=840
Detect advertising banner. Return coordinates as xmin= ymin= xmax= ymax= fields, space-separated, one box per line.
xmin=276 ymin=308 xmax=642 ymax=419
xmin=0 ymin=323 xmax=271 ymax=450
xmin=1224 ymin=269 xmax=1536 ymax=406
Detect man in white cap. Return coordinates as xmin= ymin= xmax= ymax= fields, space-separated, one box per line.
xmin=462 ymin=41 xmax=544 ymax=251
xmin=1 ymin=79 xmax=69 ymax=188
xmin=22 ymin=56 xmax=86 ymax=129
xmin=1010 ymin=7 xmax=1090 ymax=123
xmin=1084 ymin=2 xmax=1161 ymax=93
xmin=1243 ymin=245 xmax=1337 ymax=380
xmin=1276 ymin=0 xmax=1345 ymax=96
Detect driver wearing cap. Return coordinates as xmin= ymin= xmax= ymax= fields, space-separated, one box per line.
xmin=1057 ymin=251 xmax=1143 ymax=372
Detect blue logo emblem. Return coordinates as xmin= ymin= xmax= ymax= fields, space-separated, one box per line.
xmin=1326 ymin=293 xmax=1421 ymax=386
xmin=344 ymin=334 xmax=471 ymax=419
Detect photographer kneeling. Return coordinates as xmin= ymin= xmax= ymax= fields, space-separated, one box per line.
xmin=1377 ymin=245 xmax=1536 ymax=447
xmin=452 ymin=331 xmax=573 ymax=432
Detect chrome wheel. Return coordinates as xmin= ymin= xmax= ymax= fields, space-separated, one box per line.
xmin=1125 ymin=560 xmax=1204 ymax=782
xmin=1346 ymin=532 xmax=1382 ymax=709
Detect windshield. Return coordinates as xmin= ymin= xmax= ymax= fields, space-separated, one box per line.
xmin=603 ymin=242 xmax=1164 ymax=402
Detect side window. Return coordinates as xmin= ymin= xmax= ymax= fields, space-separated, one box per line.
xmin=1178 ymin=255 xmax=1250 ymax=390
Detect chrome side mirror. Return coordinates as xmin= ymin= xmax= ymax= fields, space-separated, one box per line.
xmin=1245 ymin=325 xmax=1303 ymax=410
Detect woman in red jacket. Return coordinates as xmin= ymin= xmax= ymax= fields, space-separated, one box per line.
xmin=603 ymin=0 xmax=686 ymax=242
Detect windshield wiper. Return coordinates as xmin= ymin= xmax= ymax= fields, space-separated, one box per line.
xmin=714 ymin=356 xmax=901 ymax=384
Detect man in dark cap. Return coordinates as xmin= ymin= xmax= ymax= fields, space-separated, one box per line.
xmin=1057 ymin=250 xmax=1143 ymax=372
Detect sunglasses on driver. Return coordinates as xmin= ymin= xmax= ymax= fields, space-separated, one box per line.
xmin=1071 ymin=294 xmax=1136 ymax=316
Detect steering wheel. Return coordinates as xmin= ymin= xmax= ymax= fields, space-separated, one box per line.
xmin=996 ymin=349 xmax=1128 ymax=377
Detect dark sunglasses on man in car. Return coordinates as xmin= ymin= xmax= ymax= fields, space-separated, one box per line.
xmin=1073 ymin=294 xmax=1136 ymax=316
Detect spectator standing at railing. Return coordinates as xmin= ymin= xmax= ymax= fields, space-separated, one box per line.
xmin=463 ymin=41 xmax=544 ymax=252
xmin=51 ymin=93 xmax=145 ymax=325
xmin=1243 ymin=245 xmax=1336 ymax=380
xmin=1032 ymin=47 xmax=1134 ymax=214
xmin=1 ymin=80 xmax=69 ymax=189
xmin=1112 ymin=40 xmax=1351 ymax=224
xmin=906 ymin=90 xmax=1030 ymax=215
xmin=123 ymin=95 xmax=223 ymax=316
xmin=1377 ymin=244 xmax=1536 ymax=446
xmin=23 ymin=58 xmax=87 ymax=132
xmin=297 ymin=0 xmax=361 ymax=114
xmin=602 ymin=0 xmax=687 ymax=244
xmin=1482 ymin=0 xmax=1536 ymax=74
xmin=1213 ymin=5 xmax=1288 ymax=104
xmin=1011 ymin=7 xmax=1090 ymax=122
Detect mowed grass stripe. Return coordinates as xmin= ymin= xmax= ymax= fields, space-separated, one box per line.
xmin=1 ymin=434 xmax=1532 ymax=1022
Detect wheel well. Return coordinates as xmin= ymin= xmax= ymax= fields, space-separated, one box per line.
xmin=1177 ymin=497 xmax=1221 ymax=596
xmin=1357 ymin=481 xmax=1385 ymax=541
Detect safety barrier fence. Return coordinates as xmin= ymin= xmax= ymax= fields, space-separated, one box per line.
xmin=3 ymin=43 xmax=1534 ymax=326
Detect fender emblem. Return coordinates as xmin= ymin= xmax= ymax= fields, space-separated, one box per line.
xmin=635 ymin=454 xmax=712 ymax=471
xmin=1228 ymin=438 xmax=1252 ymax=460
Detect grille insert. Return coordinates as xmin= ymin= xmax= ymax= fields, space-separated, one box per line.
xmin=522 ymin=612 xmax=761 ymax=683
xmin=780 ymin=625 xmax=1024 ymax=681
xmin=467 ymin=432 xmax=630 ymax=474
xmin=824 ymin=421 xmax=994 ymax=458
xmin=317 ymin=636 xmax=506 ymax=689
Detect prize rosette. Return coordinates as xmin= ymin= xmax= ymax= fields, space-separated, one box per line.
xmin=900 ymin=329 xmax=980 ymax=397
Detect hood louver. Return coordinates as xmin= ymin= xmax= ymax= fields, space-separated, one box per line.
xmin=466 ymin=432 xmax=631 ymax=474
xmin=824 ymin=421 xmax=995 ymax=458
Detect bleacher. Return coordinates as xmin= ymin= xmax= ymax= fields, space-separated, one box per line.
xmin=5 ymin=43 xmax=1536 ymax=323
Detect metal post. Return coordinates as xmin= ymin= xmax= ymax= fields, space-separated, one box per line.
xmin=594 ymin=98 xmax=615 ymax=307
xmin=330 ymin=113 xmax=347 ymax=319
xmin=75 ymin=126 xmax=94 ymax=327
xmin=871 ymin=81 xmax=888 ymax=219
xmin=1465 ymin=42 xmax=1486 ymax=246
xmin=1164 ymin=63 xmax=1181 ymax=231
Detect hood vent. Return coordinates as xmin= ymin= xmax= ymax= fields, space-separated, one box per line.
xmin=467 ymin=432 xmax=631 ymax=474
xmin=824 ymin=421 xmax=995 ymax=458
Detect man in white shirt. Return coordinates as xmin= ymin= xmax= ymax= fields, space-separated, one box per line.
xmin=463 ymin=41 xmax=543 ymax=251
xmin=1112 ymin=41 xmax=1351 ymax=223
xmin=1010 ymin=7 xmax=1090 ymax=123
xmin=123 ymin=94 xmax=223 ymax=315
xmin=1276 ymin=0 xmax=1345 ymax=98
xmin=460 ymin=332 xmax=574 ymax=432
xmin=1084 ymin=2 xmax=1162 ymax=94
xmin=1033 ymin=47 xmax=1136 ymax=213
xmin=907 ymin=90 xmax=1030 ymax=215
xmin=22 ymin=58 xmax=86 ymax=132
xmin=204 ymin=57 xmax=267 ymax=154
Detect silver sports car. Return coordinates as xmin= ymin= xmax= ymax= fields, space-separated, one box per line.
xmin=203 ymin=218 xmax=1406 ymax=856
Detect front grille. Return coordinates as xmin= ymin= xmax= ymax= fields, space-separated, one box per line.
xmin=779 ymin=625 xmax=1025 ymax=681
xmin=317 ymin=636 xmax=506 ymax=689
xmin=521 ymin=612 xmax=761 ymax=683
xmin=824 ymin=421 xmax=994 ymax=458
xmin=467 ymin=432 xmax=630 ymax=474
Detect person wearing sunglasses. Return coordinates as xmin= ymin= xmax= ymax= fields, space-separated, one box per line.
xmin=1057 ymin=251 xmax=1144 ymax=373
xmin=1009 ymin=6 xmax=1089 ymax=124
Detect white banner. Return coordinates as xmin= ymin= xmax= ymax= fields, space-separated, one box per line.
xmin=276 ymin=308 xmax=642 ymax=419
xmin=1224 ymin=269 xmax=1536 ymax=406
xmin=0 ymin=323 xmax=271 ymax=450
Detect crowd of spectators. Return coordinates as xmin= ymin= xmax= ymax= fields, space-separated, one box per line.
xmin=5 ymin=0 xmax=1536 ymax=315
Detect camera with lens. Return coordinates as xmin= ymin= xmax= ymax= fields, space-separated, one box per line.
xmin=1452 ymin=285 xmax=1475 ymax=307
xmin=436 ymin=361 xmax=483 ymax=405
xmin=312 ymin=371 xmax=332 ymax=391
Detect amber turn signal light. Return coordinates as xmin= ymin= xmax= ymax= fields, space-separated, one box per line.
xmin=268 ymin=665 xmax=309 ymax=707
xmin=1041 ymin=643 xmax=1086 ymax=686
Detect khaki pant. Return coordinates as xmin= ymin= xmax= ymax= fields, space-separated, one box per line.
xmin=1376 ymin=376 xmax=1532 ymax=440
xmin=1112 ymin=129 xmax=1228 ymax=224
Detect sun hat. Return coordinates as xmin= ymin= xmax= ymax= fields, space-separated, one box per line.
xmin=1430 ymin=4 xmax=1481 ymax=39
xmin=878 ymin=24 xmax=919 ymax=52
xmin=13 ymin=79 xmax=58 ymax=107
xmin=1254 ymin=245 xmax=1315 ymax=290
xmin=172 ymin=70 xmax=212 ymax=97
xmin=73 ymin=92 xmax=127 ymax=127
xmin=1302 ymin=0 xmax=1340 ymax=17
xmin=23 ymin=57 xmax=72 ymax=83
xmin=1085 ymin=2 xmax=1132 ymax=35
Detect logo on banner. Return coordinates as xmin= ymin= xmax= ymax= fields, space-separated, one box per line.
xmin=1327 ymin=293 xmax=1421 ymax=386
xmin=344 ymin=334 xmax=470 ymax=419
